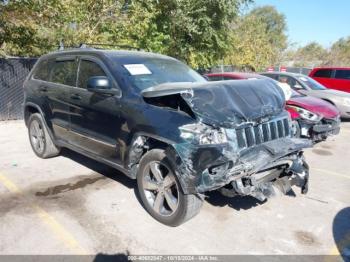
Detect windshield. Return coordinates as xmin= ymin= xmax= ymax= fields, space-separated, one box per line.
xmin=112 ymin=55 xmax=206 ymax=90
xmin=298 ymin=76 xmax=327 ymax=90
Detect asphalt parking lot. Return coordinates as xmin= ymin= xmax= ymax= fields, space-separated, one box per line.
xmin=0 ymin=120 xmax=349 ymax=257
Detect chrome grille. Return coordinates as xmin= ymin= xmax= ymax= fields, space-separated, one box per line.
xmin=236 ymin=118 xmax=290 ymax=149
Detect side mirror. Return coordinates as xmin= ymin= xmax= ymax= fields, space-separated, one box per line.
xmin=87 ymin=76 xmax=110 ymax=90
xmin=294 ymin=84 xmax=303 ymax=90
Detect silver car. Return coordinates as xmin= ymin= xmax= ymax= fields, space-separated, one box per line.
xmin=261 ymin=72 xmax=350 ymax=119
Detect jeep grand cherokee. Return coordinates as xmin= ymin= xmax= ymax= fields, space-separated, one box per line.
xmin=24 ymin=48 xmax=312 ymax=226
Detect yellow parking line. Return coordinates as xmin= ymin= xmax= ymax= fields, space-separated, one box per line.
xmin=329 ymin=232 xmax=350 ymax=256
xmin=329 ymin=246 xmax=340 ymax=255
xmin=312 ymin=168 xmax=350 ymax=180
xmin=0 ymin=173 xmax=88 ymax=254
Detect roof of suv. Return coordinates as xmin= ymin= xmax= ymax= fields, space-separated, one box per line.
xmin=41 ymin=48 xmax=175 ymax=61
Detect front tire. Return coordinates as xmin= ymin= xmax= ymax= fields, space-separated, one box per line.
xmin=137 ymin=149 xmax=203 ymax=226
xmin=28 ymin=113 xmax=60 ymax=158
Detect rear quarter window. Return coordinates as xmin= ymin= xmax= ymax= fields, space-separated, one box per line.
xmin=33 ymin=59 xmax=50 ymax=81
xmin=313 ymin=69 xmax=332 ymax=78
xmin=335 ymin=70 xmax=350 ymax=80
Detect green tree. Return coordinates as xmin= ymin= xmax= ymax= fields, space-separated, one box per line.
xmin=292 ymin=42 xmax=327 ymax=67
xmin=0 ymin=0 xmax=126 ymax=56
xmin=0 ymin=0 xmax=250 ymax=67
xmin=325 ymin=36 xmax=350 ymax=66
xmin=225 ymin=5 xmax=287 ymax=71
xmin=111 ymin=0 xmax=250 ymax=67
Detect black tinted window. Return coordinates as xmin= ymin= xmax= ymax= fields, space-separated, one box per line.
xmin=33 ymin=59 xmax=49 ymax=81
xmin=50 ymin=60 xmax=77 ymax=86
xmin=313 ymin=69 xmax=332 ymax=78
xmin=335 ymin=70 xmax=350 ymax=80
xmin=78 ymin=60 xmax=107 ymax=89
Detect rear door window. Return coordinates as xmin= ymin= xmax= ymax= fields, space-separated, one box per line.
xmin=49 ymin=59 xmax=77 ymax=86
xmin=335 ymin=70 xmax=350 ymax=80
xmin=77 ymin=60 xmax=107 ymax=89
xmin=313 ymin=69 xmax=332 ymax=78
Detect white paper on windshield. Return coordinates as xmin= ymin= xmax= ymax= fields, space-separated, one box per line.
xmin=124 ymin=64 xmax=152 ymax=75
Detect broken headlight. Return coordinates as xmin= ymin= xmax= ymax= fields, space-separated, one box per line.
xmin=288 ymin=106 xmax=322 ymax=122
xmin=199 ymin=127 xmax=227 ymax=145
xmin=180 ymin=123 xmax=228 ymax=144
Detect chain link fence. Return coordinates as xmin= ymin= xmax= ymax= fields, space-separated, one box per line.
xmin=0 ymin=58 xmax=37 ymax=121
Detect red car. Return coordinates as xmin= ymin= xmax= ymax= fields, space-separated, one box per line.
xmin=309 ymin=67 xmax=350 ymax=93
xmin=206 ymin=72 xmax=340 ymax=142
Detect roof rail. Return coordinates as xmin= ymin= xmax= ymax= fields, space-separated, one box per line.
xmin=56 ymin=42 xmax=144 ymax=52
xmin=79 ymin=43 xmax=143 ymax=51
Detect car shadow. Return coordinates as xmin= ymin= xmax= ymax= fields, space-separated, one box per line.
xmin=333 ymin=207 xmax=350 ymax=261
xmin=60 ymin=148 xmax=135 ymax=190
xmin=205 ymin=190 xmax=266 ymax=211
xmin=61 ymin=148 xmax=274 ymax=212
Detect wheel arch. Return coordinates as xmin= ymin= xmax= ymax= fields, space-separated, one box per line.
xmin=127 ymin=133 xmax=175 ymax=171
xmin=24 ymin=103 xmax=42 ymax=126
xmin=24 ymin=102 xmax=56 ymax=143
xmin=126 ymin=132 xmax=195 ymax=194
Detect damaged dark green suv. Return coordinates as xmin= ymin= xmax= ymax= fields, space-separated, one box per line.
xmin=24 ymin=48 xmax=312 ymax=226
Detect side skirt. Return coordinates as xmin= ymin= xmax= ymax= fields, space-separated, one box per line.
xmin=55 ymin=139 xmax=134 ymax=179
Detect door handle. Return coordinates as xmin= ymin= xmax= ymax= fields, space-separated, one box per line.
xmin=70 ymin=94 xmax=81 ymax=100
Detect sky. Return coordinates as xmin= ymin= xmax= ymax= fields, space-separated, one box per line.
xmin=252 ymin=0 xmax=350 ymax=48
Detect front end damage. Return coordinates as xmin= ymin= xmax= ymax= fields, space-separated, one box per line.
xmin=168 ymin=121 xmax=312 ymax=201
xmin=140 ymin=79 xmax=313 ymax=201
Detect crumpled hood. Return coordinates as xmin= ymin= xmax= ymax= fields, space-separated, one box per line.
xmin=142 ymin=79 xmax=286 ymax=128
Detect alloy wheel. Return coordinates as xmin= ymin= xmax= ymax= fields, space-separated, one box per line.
xmin=30 ymin=119 xmax=45 ymax=155
xmin=142 ymin=161 xmax=179 ymax=216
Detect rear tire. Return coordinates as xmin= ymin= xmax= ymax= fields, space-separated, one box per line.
xmin=28 ymin=113 xmax=60 ymax=158
xmin=137 ymin=149 xmax=203 ymax=226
